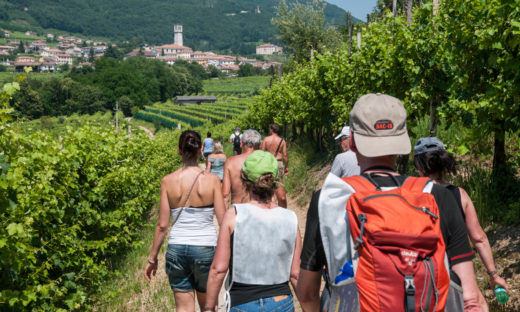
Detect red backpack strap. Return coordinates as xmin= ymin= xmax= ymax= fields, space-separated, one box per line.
xmin=342 ymin=175 xmax=377 ymax=192
xmin=401 ymin=177 xmax=431 ymax=193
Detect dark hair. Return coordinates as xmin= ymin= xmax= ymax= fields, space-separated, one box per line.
xmin=179 ymin=130 xmax=201 ymax=161
xmin=413 ymin=149 xmax=457 ymax=180
xmin=270 ymin=124 xmax=280 ymax=134
xmin=207 ymin=132 xmax=211 ymax=138
xmin=240 ymin=170 xmax=277 ymax=202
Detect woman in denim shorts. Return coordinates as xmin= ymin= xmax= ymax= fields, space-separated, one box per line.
xmin=205 ymin=151 xmax=302 ymax=312
xmin=145 ymin=130 xmax=226 ymax=311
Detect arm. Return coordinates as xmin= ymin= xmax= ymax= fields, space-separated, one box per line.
xmin=451 ymin=261 xmax=488 ymax=312
xmin=213 ymin=176 xmax=225 ymax=225
xmin=296 ymin=270 xmax=321 ymax=312
xmin=222 ymin=160 xmax=231 ymax=210
xmin=144 ymin=178 xmax=171 ymax=282
xmin=460 ymin=187 xmax=508 ymax=291
xmin=205 ymin=208 xmax=235 ymax=310
xmin=282 ymin=140 xmax=288 ymax=174
xmin=290 ymin=228 xmax=302 ymax=289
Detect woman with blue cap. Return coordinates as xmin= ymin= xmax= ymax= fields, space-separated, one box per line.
xmin=205 ymin=150 xmax=302 ymax=312
xmin=414 ymin=137 xmax=509 ymax=297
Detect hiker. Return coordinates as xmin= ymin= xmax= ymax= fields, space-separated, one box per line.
xmin=144 ymin=130 xmax=225 ymax=311
xmin=229 ymin=127 xmax=242 ymax=155
xmin=222 ymin=129 xmax=261 ymax=209
xmin=296 ymin=94 xmax=484 ymax=312
xmin=206 ymin=141 xmax=226 ymax=181
xmin=205 ymin=150 xmax=302 ymax=312
xmin=331 ymin=126 xmax=360 ymax=178
xmin=202 ymin=132 xmax=214 ymax=167
xmin=414 ymin=137 xmax=509 ymax=293
xmin=262 ymin=123 xmax=288 ymax=208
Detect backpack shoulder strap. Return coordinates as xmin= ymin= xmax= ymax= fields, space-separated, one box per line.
xmin=401 ymin=176 xmax=431 ymax=193
xmin=342 ymin=175 xmax=376 ymax=192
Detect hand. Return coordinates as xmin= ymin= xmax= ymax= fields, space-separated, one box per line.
xmin=144 ymin=261 xmax=158 ymax=283
xmin=490 ymin=274 xmax=509 ymax=292
xmin=284 ymin=167 xmax=289 ymax=175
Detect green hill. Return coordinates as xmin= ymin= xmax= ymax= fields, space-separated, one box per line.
xmin=0 ymin=0 xmax=358 ymax=54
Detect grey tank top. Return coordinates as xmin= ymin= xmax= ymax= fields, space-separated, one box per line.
xmin=230 ymin=203 xmax=298 ymax=285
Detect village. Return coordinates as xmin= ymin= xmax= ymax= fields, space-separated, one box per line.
xmin=0 ymin=25 xmax=283 ymax=74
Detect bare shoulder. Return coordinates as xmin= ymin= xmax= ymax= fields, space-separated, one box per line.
xmin=161 ymin=170 xmax=180 ymax=185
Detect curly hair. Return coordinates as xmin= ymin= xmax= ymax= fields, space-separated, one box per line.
xmin=240 ymin=169 xmax=277 ymax=202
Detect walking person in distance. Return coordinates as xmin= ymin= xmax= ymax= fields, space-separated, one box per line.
xmin=205 ymin=150 xmax=302 ymax=312
xmin=144 ymin=130 xmax=226 ymax=312
xmin=202 ymin=132 xmax=214 ymax=167
xmin=262 ymin=123 xmax=288 ymax=208
xmin=230 ymin=127 xmax=242 ymax=156
xmin=330 ymin=126 xmax=360 ymax=178
xmin=206 ymin=141 xmax=227 ymax=181
xmin=222 ymin=129 xmax=262 ymax=209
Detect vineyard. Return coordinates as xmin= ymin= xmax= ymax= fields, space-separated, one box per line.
xmin=135 ymin=96 xmax=249 ymax=129
xmin=202 ymin=76 xmax=270 ymax=95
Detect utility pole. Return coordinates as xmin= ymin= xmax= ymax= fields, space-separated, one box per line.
xmin=114 ymin=101 xmax=120 ymax=132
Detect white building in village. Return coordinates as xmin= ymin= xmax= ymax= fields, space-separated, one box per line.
xmin=256 ymin=43 xmax=283 ymax=55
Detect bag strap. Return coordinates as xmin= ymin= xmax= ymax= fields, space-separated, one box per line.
xmin=401 ymin=177 xmax=430 ymax=193
xmin=171 ymin=170 xmax=204 ymax=227
xmin=342 ymin=175 xmax=377 ymax=192
xmin=274 ymin=137 xmax=284 ymax=156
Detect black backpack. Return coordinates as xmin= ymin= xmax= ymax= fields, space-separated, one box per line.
xmin=233 ymin=134 xmax=241 ymax=149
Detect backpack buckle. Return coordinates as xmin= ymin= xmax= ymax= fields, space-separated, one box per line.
xmin=405 ymin=275 xmax=416 ymax=295
xmin=354 ymin=214 xmax=367 ymax=249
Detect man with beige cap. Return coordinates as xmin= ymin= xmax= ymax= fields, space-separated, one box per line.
xmin=296 ymin=93 xmax=485 ymax=312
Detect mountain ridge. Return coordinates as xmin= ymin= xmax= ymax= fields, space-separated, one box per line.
xmin=0 ymin=0 xmax=359 ymax=54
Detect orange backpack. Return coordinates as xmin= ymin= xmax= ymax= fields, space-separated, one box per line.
xmin=343 ymin=173 xmax=450 ymax=312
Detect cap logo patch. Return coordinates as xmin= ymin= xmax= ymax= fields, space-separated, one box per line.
xmin=374 ymin=120 xmax=393 ymax=130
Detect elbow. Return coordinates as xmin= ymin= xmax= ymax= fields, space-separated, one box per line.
xmin=297 ymin=289 xmax=319 ymax=304
xmin=157 ymin=223 xmax=169 ymax=233
xmin=470 ymin=230 xmax=488 ymax=246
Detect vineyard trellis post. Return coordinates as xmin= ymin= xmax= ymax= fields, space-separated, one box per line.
xmin=392 ymin=0 xmax=397 ymax=18
xmin=114 ymin=101 xmax=120 ymax=132
xmin=357 ymin=31 xmax=362 ymax=50
xmin=405 ymin=0 xmax=413 ymax=24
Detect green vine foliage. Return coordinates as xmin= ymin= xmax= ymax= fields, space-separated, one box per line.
xmin=246 ymin=0 xmax=520 ymax=169
xmin=0 ymin=122 xmax=181 ymax=310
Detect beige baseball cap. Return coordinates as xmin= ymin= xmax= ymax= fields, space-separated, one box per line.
xmin=349 ymin=93 xmax=411 ymax=157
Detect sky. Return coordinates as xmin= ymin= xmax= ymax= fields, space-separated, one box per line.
xmin=326 ymin=0 xmax=378 ymax=21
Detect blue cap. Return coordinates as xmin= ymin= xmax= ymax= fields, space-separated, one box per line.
xmin=235 ymin=127 xmax=240 ymax=131
xmin=414 ymin=137 xmax=445 ymax=155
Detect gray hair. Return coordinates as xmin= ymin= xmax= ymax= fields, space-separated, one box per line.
xmin=213 ymin=141 xmax=224 ymax=154
xmin=242 ymin=129 xmax=262 ymax=148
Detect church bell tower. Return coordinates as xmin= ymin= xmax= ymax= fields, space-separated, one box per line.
xmin=174 ymin=24 xmax=183 ymax=46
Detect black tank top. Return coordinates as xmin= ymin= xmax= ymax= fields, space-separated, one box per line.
xmin=445 ymin=185 xmax=465 ymax=221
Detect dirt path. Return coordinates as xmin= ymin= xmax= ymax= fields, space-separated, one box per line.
xmin=125 ymin=117 xmax=155 ymax=139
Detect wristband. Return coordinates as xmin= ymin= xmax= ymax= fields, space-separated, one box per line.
xmin=487 ymin=269 xmax=498 ymax=276
xmin=148 ymin=258 xmax=157 ymax=265
xmin=203 ymin=308 xmax=215 ymax=312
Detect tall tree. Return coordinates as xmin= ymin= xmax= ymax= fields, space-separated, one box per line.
xmin=272 ymin=0 xmax=341 ymax=62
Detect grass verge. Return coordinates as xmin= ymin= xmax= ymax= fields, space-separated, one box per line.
xmin=91 ymin=204 xmax=175 ymax=311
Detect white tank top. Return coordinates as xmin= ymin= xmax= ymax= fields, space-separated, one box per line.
xmin=168 ymin=207 xmax=217 ymax=246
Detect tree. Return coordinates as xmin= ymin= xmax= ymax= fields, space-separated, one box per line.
xmin=17 ymin=41 xmax=25 ymax=54
xmin=104 ymin=44 xmax=120 ymax=59
xmin=118 ymin=95 xmax=135 ymax=117
xmin=14 ymin=81 xmax=43 ymax=119
xmin=88 ymin=48 xmax=95 ymax=62
xmin=272 ymin=0 xmax=342 ymax=62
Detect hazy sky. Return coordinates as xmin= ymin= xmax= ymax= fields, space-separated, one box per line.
xmin=327 ymin=0 xmax=378 ymax=21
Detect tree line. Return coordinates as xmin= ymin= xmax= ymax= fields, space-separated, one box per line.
xmin=12 ymin=57 xmax=207 ymax=119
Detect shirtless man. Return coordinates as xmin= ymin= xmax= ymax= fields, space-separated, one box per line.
xmin=222 ymin=129 xmax=262 ymax=209
xmin=262 ymin=124 xmax=288 ymax=208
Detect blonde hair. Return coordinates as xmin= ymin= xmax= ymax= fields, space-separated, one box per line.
xmin=213 ymin=142 xmax=224 ymax=154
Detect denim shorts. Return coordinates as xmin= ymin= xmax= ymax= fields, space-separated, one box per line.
xmin=230 ymin=295 xmax=294 ymax=312
xmin=165 ymin=244 xmax=215 ymax=293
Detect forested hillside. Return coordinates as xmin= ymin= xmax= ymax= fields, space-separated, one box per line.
xmin=0 ymin=0 xmax=354 ymax=54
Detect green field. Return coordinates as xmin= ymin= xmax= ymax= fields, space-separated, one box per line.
xmin=203 ymin=76 xmax=270 ymax=95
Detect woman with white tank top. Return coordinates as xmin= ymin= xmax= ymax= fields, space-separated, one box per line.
xmin=205 ymin=150 xmax=302 ymax=312
xmin=145 ymin=130 xmax=225 ymax=311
